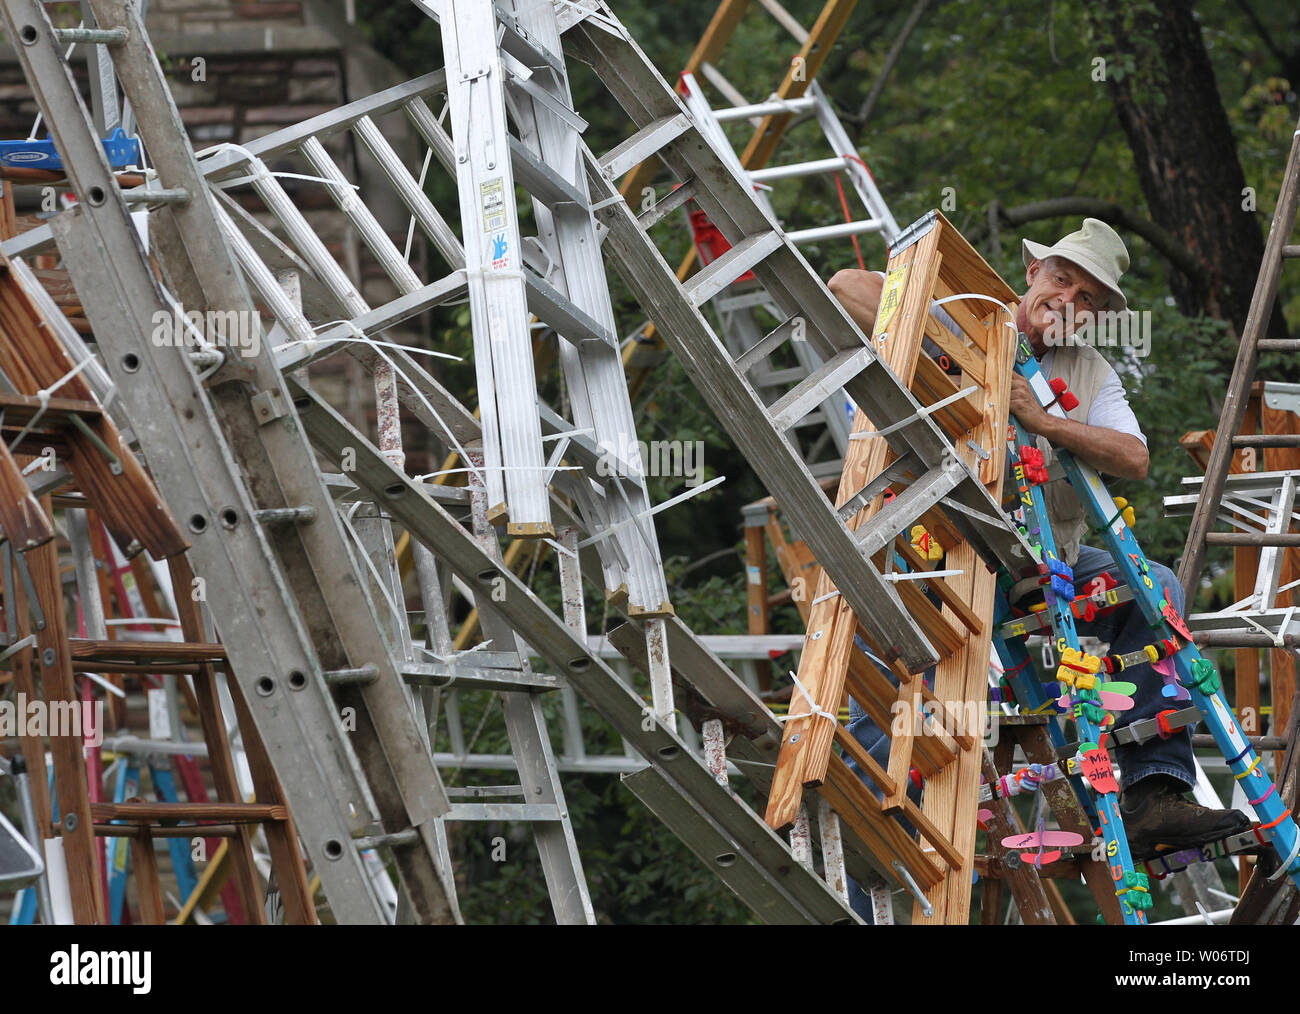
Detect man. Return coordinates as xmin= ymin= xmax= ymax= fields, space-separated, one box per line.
xmin=829 ymin=218 xmax=1249 ymax=868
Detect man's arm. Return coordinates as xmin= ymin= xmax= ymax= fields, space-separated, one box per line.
xmin=1008 ymin=374 xmax=1149 ymax=480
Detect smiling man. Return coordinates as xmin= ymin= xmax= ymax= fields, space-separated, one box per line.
xmin=828 ymin=219 xmax=1248 ymax=881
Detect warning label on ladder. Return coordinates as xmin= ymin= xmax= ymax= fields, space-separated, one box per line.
xmin=480 ymin=177 xmax=507 ymax=233
xmin=873 ymin=264 xmax=907 ymax=340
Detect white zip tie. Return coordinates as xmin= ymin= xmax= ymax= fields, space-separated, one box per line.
xmin=8 ymin=354 xmax=99 ymax=454
xmin=811 ymin=589 xmax=841 ymax=606
xmin=102 ymin=617 xmax=181 ymax=628
xmin=0 ymin=634 xmax=36 ymax=663
xmin=403 ymin=146 xmax=435 ymax=264
xmin=286 ymin=322 xmax=463 ymax=364
xmin=77 ymin=670 xmax=127 ymax=699
xmin=777 ymin=669 xmax=839 ymax=724
xmin=576 ymin=475 xmax=725 ymax=549
xmin=425 ymin=640 xmax=495 ymax=664
xmin=882 ymin=568 xmax=964 ymax=582
xmin=851 ymin=384 xmax=979 ymax=440
xmin=544 ymin=537 xmax=578 ymax=561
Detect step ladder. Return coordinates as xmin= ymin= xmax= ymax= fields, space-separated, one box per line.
xmin=758 ymin=209 xmax=1023 ymax=922
xmin=999 ymin=336 xmax=1300 ymax=921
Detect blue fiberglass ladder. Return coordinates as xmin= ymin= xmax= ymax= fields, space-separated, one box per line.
xmin=990 ymin=335 xmax=1300 ymax=924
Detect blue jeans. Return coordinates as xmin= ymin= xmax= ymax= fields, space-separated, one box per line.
xmin=1070 ymin=544 xmax=1195 ymax=791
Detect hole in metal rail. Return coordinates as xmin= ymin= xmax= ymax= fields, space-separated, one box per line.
xmin=19 ymin=25 xmax=37 ymax=45
xmin=86 ymin=185 xmax=107 ymax=206
xmin=383 ymin=482 xmax=405 ymax=498
xmin=121 ymin=352 xmax=141 ymax=373
xmin=187 ymin=513 xmax=208 ymax=533
xmin=220 ymin=507 xmax=239 ymax=529
xmin=568 ymin=657 xmax=590 ymax=673
xmin=323 ymin=839 xmax=344 ymax=861
xmin=288 ymin=669 xmax=307 ymax=690
xmin=657 ymin=746 xmax=680 ymax=761
xmin=255 ymin=675 xmax=275 ymax=696
xmin=715 ymin=852 xmax=737 ymax=868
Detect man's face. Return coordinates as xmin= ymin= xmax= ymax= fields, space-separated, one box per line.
xmin=1020 ymin=256 xmax=1110 ymax=348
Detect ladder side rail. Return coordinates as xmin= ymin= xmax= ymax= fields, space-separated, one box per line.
xmin=1012 ymin=351 xmax=1149 ymax=923
xmin=1178 ymin=114 xmax=1300 ymax=598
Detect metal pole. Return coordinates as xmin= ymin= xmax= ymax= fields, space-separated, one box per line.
xmin=11 ymin=754 xmax=55 ymax=925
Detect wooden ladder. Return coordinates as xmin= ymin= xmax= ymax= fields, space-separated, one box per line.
xmin=762 ymin=210 xmax=1018 ymax=922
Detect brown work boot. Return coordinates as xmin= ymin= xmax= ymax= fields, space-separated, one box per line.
xmin=1120 ymin=774 xmax=1251 ymax=861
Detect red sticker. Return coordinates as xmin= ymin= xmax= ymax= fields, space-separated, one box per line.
xmin=1081 ymin=746 xmax=1118 ymax=795
xmin=1162 ymin=592 xmax=1193 ymax=641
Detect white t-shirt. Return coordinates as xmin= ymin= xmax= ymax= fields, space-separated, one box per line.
xmin=1038 ymin=348 xmax=1147 ymax=447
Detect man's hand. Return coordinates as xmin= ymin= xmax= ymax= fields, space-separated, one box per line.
xmin=1008 ymin=374 xmax=1050 ymax=434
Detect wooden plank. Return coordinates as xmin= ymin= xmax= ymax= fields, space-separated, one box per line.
xmin=911 ymin=352 xmax=983 ymax=434
xmin=25 ymin=502 xmax=105 ymax=923
xmin=924 ymin=312 xmax=985 ymax=385
xmin=131 ymin=826 xmax=166 ymax=925
xmin=90 ymin=801 xmax=288 ymax=822
xmin=1262 ymin=399 xmax=1299 ymax=772
xmin=896 ymin=534 xmax=982 ymax=634
xmin=914 ymin=295 xmax=1014 ymax=924
xmin=0 ymin=437 xmax=54 ymax=550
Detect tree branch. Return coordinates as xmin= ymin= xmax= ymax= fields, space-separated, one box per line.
xmin=964 ymin=197 xmax=1209 ymax=286
xmin=850 ymin=0 xmax=933 ymax=142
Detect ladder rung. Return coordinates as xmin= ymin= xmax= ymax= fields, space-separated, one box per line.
xmin=750 ymin=157 xmax=849 ymax=184
xmin=255 ymin=505 xmax=317 ymax=524
xmin=684 ymin=230 xmax=784 ymax=307
xmin=1206 ymin=532 xmax=1300 ymax=547
xmin=508 ymin=135 xmax=587 ymax=208
xmin=838 ymin=453 xmax=921 ymax=523
xmin=787 ymin=219 xmax=886 ymax=245
xmin=121 ymin=187 xmax=190 ymax=206
xmin=768 ymin=348 xmax=873 ymax=432
xmin=90 ymin=801 xmax=288 ymax=823
xmin=53 ymin=28 xmax=127 ymax=46
xmin=713 ymin=96 xmax=818 ymax=123
xmin=637 ymin=179 xmax=697 ymax=232
xmin=525 ymin=269 xmax=617 ymax=346
xmin=1257 ymin=339 xmax=1300 ymax=351
xmin=599 ymin=113 xmax=692 ymax=182
xmin=496 ymin=8 xmax=566 ymax=74
xmin=758 ymin=366 xmax=812 ymax=387
xmin=735 ymin=316 xmax=801 ymax=374
xmin=855 ymin=463 xmax=967 ymax=558
xmin=445 ymin=803 xmax=564 ymax=822
xmin=1231 ymin=433 xmax=1300 ymax=447
xmin=354 ymin=828 xmax=420 ymax=850
xmin=757 ymin=0 xmax=811 ymax=43
xmin=323 ymin=664 xmax=380 ymax=686
xmin=1284 ymin=245 xmax=1300 ymax=259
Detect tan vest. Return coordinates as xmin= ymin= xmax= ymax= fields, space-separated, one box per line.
xmin=1033 ymin=344 xmax=1113 ymax=566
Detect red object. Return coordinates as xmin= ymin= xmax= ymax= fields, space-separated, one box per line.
xmin=1019 ymin=446 xmax=1048 ymax=485
xmin=909 ymin=767 xmax=923 ymax=790
xmin=1156 ymin=709 xmax=1177 ymax=740
xmin=1048 ymin=377 xmax=1080 ymax=412
xmin=689 ymin=209 xmax=755 ymax=283
xmin=1081 ymin=746 xmax=1118 ymax=795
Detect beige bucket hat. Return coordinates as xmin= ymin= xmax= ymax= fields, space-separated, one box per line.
xmin=1022 ymin=217 xmax=1130 ymax=312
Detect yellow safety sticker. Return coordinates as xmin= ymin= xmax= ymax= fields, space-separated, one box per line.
xmin=874 ymin=264 xmax=907 ymax=339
